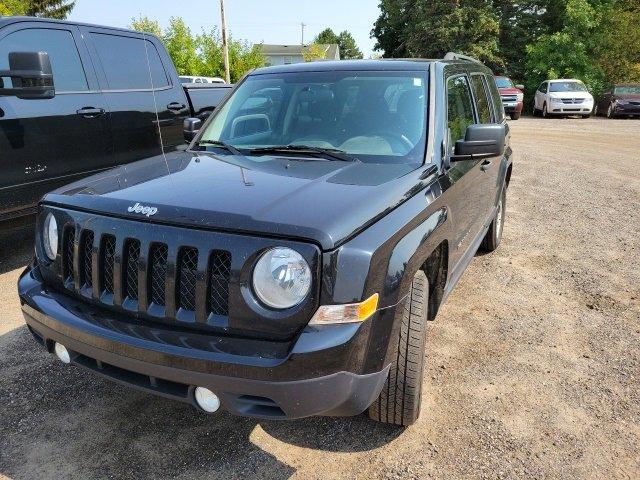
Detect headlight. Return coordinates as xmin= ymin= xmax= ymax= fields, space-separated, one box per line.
xmin=516 ymin=92 xmax=524 ymax=102
xmin=252 ymin=247 xmax=311 ymax=309
xmin=550 ymin=96 xmax=563 ymax=103
xmin=43 ymin=212 xmax=58 ymax=261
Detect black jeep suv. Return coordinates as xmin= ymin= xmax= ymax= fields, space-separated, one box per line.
xmin=18 ymin=54 xmax=512 ymax=426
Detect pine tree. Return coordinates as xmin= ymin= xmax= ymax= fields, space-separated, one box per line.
xmin=25 ymin=0 xmax=75 ymax=19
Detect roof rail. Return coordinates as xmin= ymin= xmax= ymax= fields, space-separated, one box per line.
xmin=444 ymin=52 xmax=483 ymax=64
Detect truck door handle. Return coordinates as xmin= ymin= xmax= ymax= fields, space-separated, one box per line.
xmin=167 ymin=102 xmax=186 ymax=112
xmin=480 ymin=160 xmax=492 ymax=171
xmin=76 ymin=107 xmax=105 ymax=118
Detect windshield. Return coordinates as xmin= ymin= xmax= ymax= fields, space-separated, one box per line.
xmin=494 ymin=77 xmax=514 ymax=89
xmin=614 ymin=85 xmax=640 ymax=95
xmin=549 ymin=81 xmax=588 ymax=93
xmin=199 ymin=70 xmax=428 ymax=164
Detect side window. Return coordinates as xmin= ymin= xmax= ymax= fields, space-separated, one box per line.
xmin=470 ymin=75 xmax=493 ymax=123
xmin=447 ymin=75 xmax=475 ymax=152
xmin=91 ymin=33 xmax=169 ymax=90
xmin=0 ymin=28 xmax=88 ymax=92
xmin=537 ymin=82 xmax=545 ymax=93
xmin=486 ymin=75 xmax=505 ymax=122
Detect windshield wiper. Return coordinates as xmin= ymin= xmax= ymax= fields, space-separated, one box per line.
xmin=249 ymin=144 xmax=360 ymax=162
xmin=194 ymin=140 xmax=243 ymax=156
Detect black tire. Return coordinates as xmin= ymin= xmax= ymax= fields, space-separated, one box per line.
xmin=510 ymin=111 xmax=521 ymax=120
xmin=532 ymin=102 xmax=540 ymax=117
xmin=481 ymin=187 xmax=506 ymax=252
xmin=368 ymin=270 xmax=428 ymax=426
xmin=542 ymin=102 xmax=549 ymax=118
xmin=581 ymin=114 xmax=590 ymax=119
xmin=606 ymin=103 xmax=615 ymax=119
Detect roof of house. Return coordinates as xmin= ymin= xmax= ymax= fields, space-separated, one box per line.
xmin=259 ymin=43 xmax=340 ymax=59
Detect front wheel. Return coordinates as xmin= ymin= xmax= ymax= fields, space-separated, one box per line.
xmin=481 ymin=187 xmax=506 ymax=252
xmin=510 ymin=111 xmax=521 ymax=120
xmin=368 ymin=270 xmax=428 ymax=426
xmin=606 ymin=103 xmax=615 ymax=119
xmin=542 ymin=102 xmax=549 ymax=118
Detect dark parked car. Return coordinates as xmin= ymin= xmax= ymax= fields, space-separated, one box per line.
xmin=0 ymin=17 xmax=231 ymax=227
xmin=18 ymin=53 xmax=512 ymax=426
xmin=596 ymin=83 xmax=640 ymax=118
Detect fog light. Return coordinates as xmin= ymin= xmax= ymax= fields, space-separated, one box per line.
xmin=54 ymin=342 xmax=71 ymax=364
xmin=194 ymin=387 xmax=220 ymax=413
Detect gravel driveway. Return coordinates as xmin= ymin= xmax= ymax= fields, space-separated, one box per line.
xmin=0 ymin=117 xmax=638 ymax=479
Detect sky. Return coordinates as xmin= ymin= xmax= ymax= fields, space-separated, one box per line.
xmin=68 ymin=0 xmax=382 ymax=57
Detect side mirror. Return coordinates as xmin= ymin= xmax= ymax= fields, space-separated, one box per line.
xmin=452 ymin=124 xmax=506 ymax=161
xmin=183 ymin=117 xmax=202 ymax=142
xmin=0 ymin=51 xmax=54 ymax=99
xmin=515 ymin=84 xmax=524 ymax=91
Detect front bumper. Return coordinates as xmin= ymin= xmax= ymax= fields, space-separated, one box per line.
xmin=612 ymin=103 xmax=640 ymax=116
xmin=549 ymin=102 xmax=593 ymax=114
xmin=19 ymin=265 xmax=389 ymax=420
xmin=502 ymin=101 xmax=523 ymax=114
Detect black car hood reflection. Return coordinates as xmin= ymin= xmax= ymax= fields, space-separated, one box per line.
xmin=45 ymin=151 xmax=420 ymax=250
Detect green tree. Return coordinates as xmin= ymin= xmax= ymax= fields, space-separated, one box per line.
xmin=24 ymin=0 xmax=74 ymax=19
xmin=315 ymin=28 xmax=364 ymax=59
xmin=163 ymin=17 xmax=199 ymax=76
xmin=196 ymin=28 xmax=265 ymax=82
xmin=314 ymin=28 xmax=340 ymax=45
xmin=372 ymin=0 xmax=501 ymax=66
xmin=525 ymin=0 xmax=606 ymax=95
xmin=337 ymin=30 xmax=363 ymax=59
xmin=0 ymin=0 xmax=26 ymax=15
xmin=129 ymin=15 xmax=162 ymax=38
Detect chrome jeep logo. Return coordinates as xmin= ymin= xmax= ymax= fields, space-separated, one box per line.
xmin=127 ymin=203 xmax=158 ymax=217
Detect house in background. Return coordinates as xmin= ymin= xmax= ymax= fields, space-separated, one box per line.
xmin=260 ymin=44 xmax=340 ymax=66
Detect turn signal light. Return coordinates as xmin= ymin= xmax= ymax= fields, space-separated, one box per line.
xmin=308 ymin=293 xmax=379 ymax=325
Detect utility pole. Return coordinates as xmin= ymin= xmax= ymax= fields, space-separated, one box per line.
xmin=220 ymin=0 xmax=230 ymax=83
xmin=301 ymin=22 xmax=306 ymax=45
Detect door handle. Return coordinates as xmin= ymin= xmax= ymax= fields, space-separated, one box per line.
xmin=480 ymin=159 xmax=492 ymax=171
xmin=76 ymin=107 xmax=105 ymax=118
xmin=167 ymin=102 xmax=186 ymax=112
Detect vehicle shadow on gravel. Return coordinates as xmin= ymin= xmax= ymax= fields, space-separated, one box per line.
xmin=0 ymin=325 xmax=403 ymax=480
xmin=0 ymin=225 xmax=34 ymax=275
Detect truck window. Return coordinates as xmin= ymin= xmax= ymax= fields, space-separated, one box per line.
xmin=487 ymin=75 xmax=505 ymax=121
xmin=447 ymin=75 xmax=475 ymax=152
xmin=0 ymin=28 xmax=88 ymax=92
xmin=470 ymin=75 xmax=493 ymax=123
xmin=91 ymin=33 xmax=169 ymax=90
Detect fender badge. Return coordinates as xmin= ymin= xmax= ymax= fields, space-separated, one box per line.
xmin=127 ymin=202 xmax=158 ymax=217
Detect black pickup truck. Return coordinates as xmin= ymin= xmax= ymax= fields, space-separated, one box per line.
xmin=19 ymin=54 xmax=512 ymax=426
xmin=0 ymin=17 xmax=232 ymax=226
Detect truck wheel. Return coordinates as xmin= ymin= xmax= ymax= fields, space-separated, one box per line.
xmin=532 ymin=102 xmax=540 ymax=117
xmin=368 ymin=270 xmax=428 ymax=426
xmin=510 ymin=112 xmax=521 ymax=120
xmin=481 ymin=187 xmax=506 ymax=252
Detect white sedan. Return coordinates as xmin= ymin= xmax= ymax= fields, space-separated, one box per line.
xmin=533 ymin=79 xmax=594 ymax=118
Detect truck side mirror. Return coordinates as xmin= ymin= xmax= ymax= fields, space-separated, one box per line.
xmin=0 ymin=51 xmax=55 ymax=100
xmin=451 ymin=124 xmax=506 ymax=161
xmin=183 ymin=117 xmax=202 ymax=142
xmin=515 ymin=84 xmax=524 ymax=90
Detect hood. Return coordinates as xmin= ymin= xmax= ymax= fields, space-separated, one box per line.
xmin=44 ymin=151 xmax=423 ymax=250
xmin=498 ymin=87 xmax=522 ymax=95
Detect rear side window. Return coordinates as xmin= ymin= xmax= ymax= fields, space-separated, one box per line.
xmin=486 ymin=75 xmax=505 ymax=121
xmin=470 ymin=75 xmax=493 ymax=123
xmin=447 ymin=75 xmax=475 ymax=152
xmin=91 ymin=33 xmax=169 ymax=90
xmin=0 ymin=28 xmax=88 ymax=92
